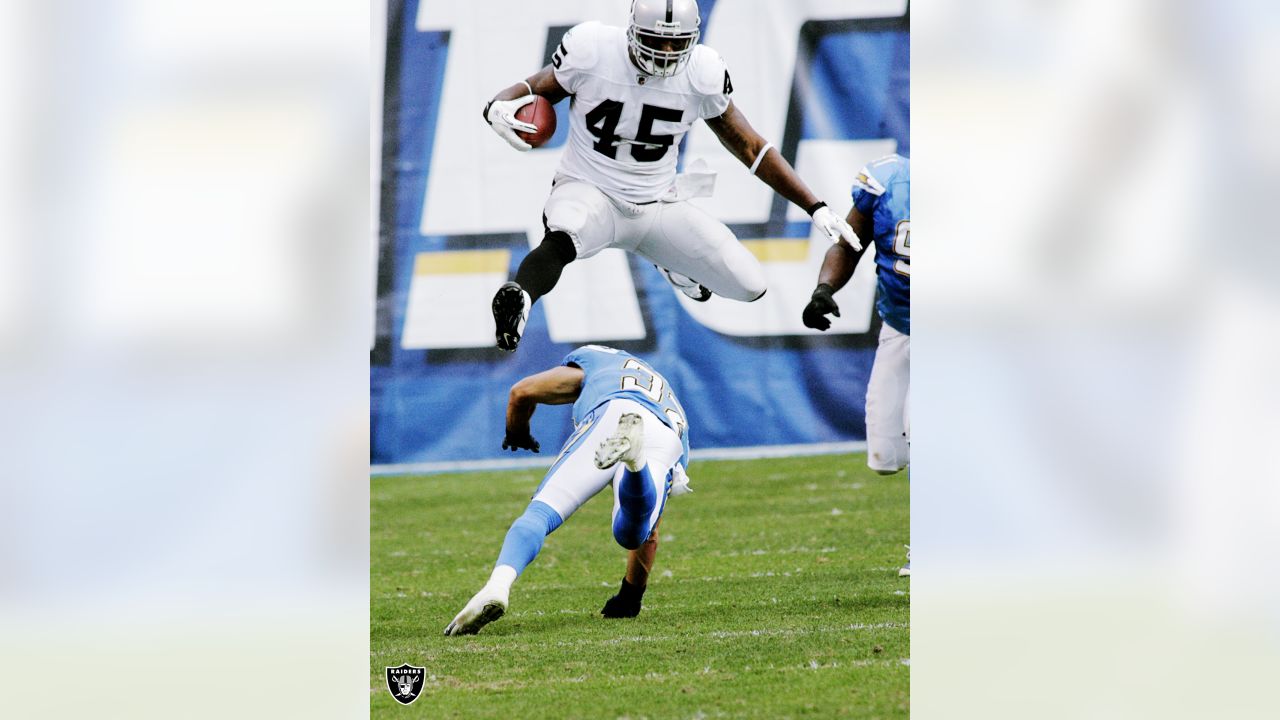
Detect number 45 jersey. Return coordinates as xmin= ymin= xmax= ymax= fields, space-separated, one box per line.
xmin=564 ymin=345 xmax=691 ymax=467
xmin=552 ymin=21 xmax=733 ymax=204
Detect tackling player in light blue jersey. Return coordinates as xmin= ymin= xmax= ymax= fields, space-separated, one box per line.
xmin=802 ymin=154 xmax=910 ymax=574
xmin=445 ymin=346 xmax=692 ymax=635
xmin=567 ymin=346 xmax=691 ymax=467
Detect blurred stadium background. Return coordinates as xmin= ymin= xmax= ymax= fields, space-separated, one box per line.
xmin=1 ymin=0 xmax=1277 ymax=717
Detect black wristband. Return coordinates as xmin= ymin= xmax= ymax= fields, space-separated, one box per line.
xmin=813 ymin=283 xmax=835 ymax=298
xmin=482 ymin=99 xmax=494 ymax=122
xmin=806 ymin=201 xmax=827 ymax=216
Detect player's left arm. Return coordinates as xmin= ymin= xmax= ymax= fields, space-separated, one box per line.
xmin=802 ymin=206 xmax=872 ymax=331
xmin=819 ymin=206 xmax=872 ymax=290
xmin=705 ymin=102 xmax=858 ymax=246
xmin=503 ymin=365 xmax=585 ymax=452
xmin=483 ymin=66 xmax=570 ymax=152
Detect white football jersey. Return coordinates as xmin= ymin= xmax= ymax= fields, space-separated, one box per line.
xmin=551 ymin=22 xmax=733 ymax=204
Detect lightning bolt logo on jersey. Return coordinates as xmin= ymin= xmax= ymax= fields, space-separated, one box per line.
xmin=563 ymin=345 xmax=690 ymax=467
xmin=852 ymin=154 xmax=911 ymax=336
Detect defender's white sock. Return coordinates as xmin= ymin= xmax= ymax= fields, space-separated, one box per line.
xmin=488 ymin=564 xmax=518 ymax=594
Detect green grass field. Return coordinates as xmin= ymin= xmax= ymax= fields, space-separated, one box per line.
xmin=371 ymin=453 xmax=909 ymax=719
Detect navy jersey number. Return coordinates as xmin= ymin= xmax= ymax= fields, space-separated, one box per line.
xmin=584 ymin=100 xmax=681 ymax=163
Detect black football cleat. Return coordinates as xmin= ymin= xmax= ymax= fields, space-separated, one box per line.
xmin=600 ymin=577 xmax=646 ymax=618
xmin=600 ymin=593 xmax=642 ymax=618
xmin=492 ymin=282 xmax=530 ymax=352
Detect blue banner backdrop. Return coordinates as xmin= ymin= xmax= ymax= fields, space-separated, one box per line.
xmin=373 ymin=0 xmax=909 ymax=466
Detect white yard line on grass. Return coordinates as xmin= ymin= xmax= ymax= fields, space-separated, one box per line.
xmin=374 ymin=622 xmax=909 ymax=658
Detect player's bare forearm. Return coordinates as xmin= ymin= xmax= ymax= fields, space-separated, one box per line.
xmin=754 ymin=150 xmax=822 ymax=210
xmin=706 ymin=102 xmax=821 ymax=211
xmin=505 ymin=392 xmax=538 ymax=434
xmin=624 ymin=518 xmax=661 ymax=587
xmin=817 ymin=207 xmax=871 ymax=292
xmin=504 ymin=366 xmax=584 ymax=442
xmin=492 ymin=65 xmax=569 ymax=104
xmin=817 ymin=243 xmax=859 ymax=292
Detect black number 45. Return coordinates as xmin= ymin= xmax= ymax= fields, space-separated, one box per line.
xmin=584 ymin=101 xmax=682 ymax=162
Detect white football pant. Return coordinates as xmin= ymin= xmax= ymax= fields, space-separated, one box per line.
xmin=543 ymin=177 xmax=767 ymax=301
xmin=865 ymin=322 xmax=910 ymax=474
xmin=532 ymin=398 xmax=683 ymax=531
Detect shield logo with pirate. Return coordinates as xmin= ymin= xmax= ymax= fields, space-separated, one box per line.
xmin=385 ymin=663 xmax=426 ymax=705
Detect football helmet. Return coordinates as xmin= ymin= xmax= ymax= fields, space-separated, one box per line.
xmin=627 ymin=0 xmax=700 ymax=77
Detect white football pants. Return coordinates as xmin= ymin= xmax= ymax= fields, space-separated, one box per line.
xmin=543 ymin=177 xmax=767 ymax=302
xmin=865 ymin=322 xmax=910 ymax=474
xmin=531 ymin=398 xmax=684 ymax=531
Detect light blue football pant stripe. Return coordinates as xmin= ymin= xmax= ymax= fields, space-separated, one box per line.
xmin=494 ymin=500 xmax=563 ymax=576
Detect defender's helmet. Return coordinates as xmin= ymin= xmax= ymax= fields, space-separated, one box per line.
xmin=627 ymin=0 xmax=700 ymax=77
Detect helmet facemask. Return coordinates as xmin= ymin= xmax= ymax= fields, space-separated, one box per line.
xmin=627 ymin=22 xmax=699 ymax=77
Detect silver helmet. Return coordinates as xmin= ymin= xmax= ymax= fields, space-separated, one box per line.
xmin=627 ymin=0 xmax=700 ymax=77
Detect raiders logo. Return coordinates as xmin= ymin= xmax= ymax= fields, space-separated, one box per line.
xmin=385 ymin=663 xmax=426 ymax=705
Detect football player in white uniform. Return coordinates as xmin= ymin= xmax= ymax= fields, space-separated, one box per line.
xmin=483 ymin=0 xmax=857 ymax=351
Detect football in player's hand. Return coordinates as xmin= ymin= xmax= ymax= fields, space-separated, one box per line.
xmin=515 ymin=95 xmax=556 ymax=148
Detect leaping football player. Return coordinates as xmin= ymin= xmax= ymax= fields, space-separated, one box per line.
xmin=482 ymin=0 xmax=857 ymax=352
xmin=801 ymin=153 xmax=910 ymax=575
xmin=444 ymin=345 xmax=692 ymax=635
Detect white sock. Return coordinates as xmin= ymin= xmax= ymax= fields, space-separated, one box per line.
xmin=488 ymin=564 xmax=518 ymax=594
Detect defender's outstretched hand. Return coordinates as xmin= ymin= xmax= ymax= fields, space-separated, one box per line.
xmin=502 ymin=428 xmax=540 ymax=453
xmin=484 ymin=95 xmax=539 ymax=151
xmin=811 ymin=205 xmax=861 ymax=249
xmin=802 ymin=283 xmax=841 ymax=331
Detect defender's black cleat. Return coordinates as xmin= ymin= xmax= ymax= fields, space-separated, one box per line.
xmin=601 ymin=577 xmax=646 ymax=618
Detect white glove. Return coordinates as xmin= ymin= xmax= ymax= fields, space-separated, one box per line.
xmin=669 ymin=463 xmax=694 ymax=497
xmin=811 ymin=204 xmax=861 ymax=250
xmin=484 ymin=95 xmax=538 ymax=152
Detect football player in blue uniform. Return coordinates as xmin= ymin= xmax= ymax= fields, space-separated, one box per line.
xmin=802 ymin=153 xmax=910 ymax=575
xmin=445 ymin=345 xmax=692 ymax=635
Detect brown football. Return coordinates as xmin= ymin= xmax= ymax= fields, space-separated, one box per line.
xmin=514 ymin=95 xmax=557 ymax=148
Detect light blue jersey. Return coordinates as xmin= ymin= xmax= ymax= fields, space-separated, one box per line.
xmin=852 ymin=154 xmax=911 ymax=335
xmin=563 ymin=345 xmax=690 ymax=467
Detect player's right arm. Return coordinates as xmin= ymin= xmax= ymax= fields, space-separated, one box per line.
xmin=482 ymin=66 xmax=569 ymax=152
xmin=503 ymin=366 xmax=586 ymax=452
xmin=802 ymin=206 xmax=872 ymax=331
xmin=484 ymin=22 xmax=595 ymax=151
xmin=489 ymin=66 xmax=570 ymax=106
